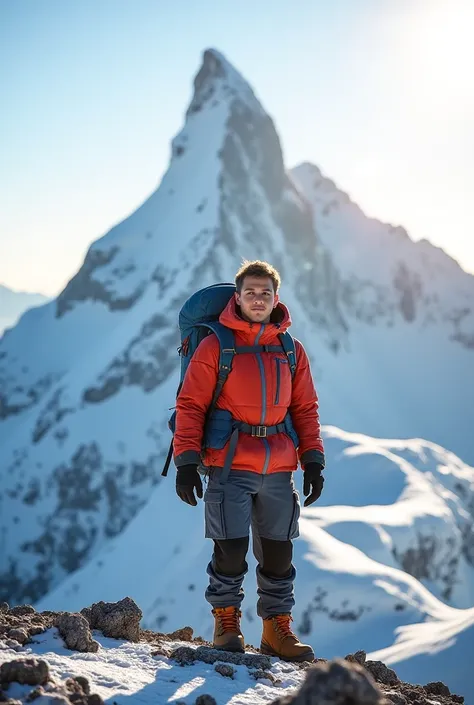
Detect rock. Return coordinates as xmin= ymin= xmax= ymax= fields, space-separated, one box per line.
xmin=195 ymin=696 xmax=217 ymax=705
xmin=9 ymin=607 xmax=36 ymax=618
xmin=166 ymin=627 xmax=193 ymax=642
xmin=423 ymin=681 xmax=451 ymax=696
xmin=3 ymin=639 xmax=24 ymax=651
xmin=365 ymin=660 xmax=399 ymax=686
xmin=401 ymin=686 xmax=423 ymax=702
xmin=25 ymin=686 xmax=45 ymax=701
xmin=345 ymin=650 xmax=366 ymax=665
xmin=7 ymin=629 xmax=28 ymax=646
xmin=384 ymin=692 xmax=407 ymax=704
xmin=62 ymin=676 xmax=95 ymax=705
xmin=0 ymin=604 xmax=52 ymax=648
xmin=0 ymin=604 xmax=9 ymax=614
xmin=29 ymin=627 xmax=47 ymax=637
xmin=171 ymin=646 xmax=196 ymax=667
xmin=55 ymin=613 xmax=99 ymax=653
xmin=171 ymin=645 xmax=271 ymax=670
xmin=214 ymin=663 xmax=235 ymax=679
xmin=87 ymin=695 xmax=104 ymax=705
xmin=71 ymin=677 xmax=90 ymax=696
xmin=20 ymin=676 xmax=104 ymax=705
xmin=81 ymin=597 xmax=142 ymax=642
xmin=0 ymin=658 xmax=49 ymax=686
xmin=36 ymin=695 xmax=70 ymax=705
xmin=268 ymin=659 xmax=384 ymax=705
xmin=250 ymin=669 xmax=280 ymax=685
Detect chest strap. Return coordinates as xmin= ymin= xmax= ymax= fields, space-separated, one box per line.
xmin=234 ymin=344 xmax=284 ymax=354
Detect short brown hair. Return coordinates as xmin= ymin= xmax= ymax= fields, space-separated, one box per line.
xmin=234 ymin=260 xmax=281 ymax=293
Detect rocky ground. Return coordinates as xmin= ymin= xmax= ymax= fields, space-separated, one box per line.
xmin=0 ymin=598 xmax=465 ymax=705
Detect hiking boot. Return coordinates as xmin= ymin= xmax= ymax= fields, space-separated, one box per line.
xmin=212 ymin=606 xmax=245 ymax=653
xmin=260 ymin=614 xmax=314 ymax=662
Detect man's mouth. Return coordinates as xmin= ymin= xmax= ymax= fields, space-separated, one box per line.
xmin=251 ymin=307 xmax=265 ymax=311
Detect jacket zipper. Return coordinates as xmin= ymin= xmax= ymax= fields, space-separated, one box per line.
xmin=255 ymin=325 xmax=270 ymax=474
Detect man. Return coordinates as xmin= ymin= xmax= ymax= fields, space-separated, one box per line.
xmin=173 ymin=260 xmax=325 ymax=662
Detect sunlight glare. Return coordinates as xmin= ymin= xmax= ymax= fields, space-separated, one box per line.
xmin=402 ymin=0 xmax=473 ymax=107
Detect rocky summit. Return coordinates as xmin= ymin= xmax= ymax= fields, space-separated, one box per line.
xmin=0 ymin=599 xmax=466 ymax=705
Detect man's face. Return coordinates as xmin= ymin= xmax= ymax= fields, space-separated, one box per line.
xmin=235 ymin=275 xmax=279 ymax=324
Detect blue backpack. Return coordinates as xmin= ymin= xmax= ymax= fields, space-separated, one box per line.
xmin=161 ymin=282 xmax=298 ymax=478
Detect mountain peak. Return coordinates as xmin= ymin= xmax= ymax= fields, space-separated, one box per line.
xmin=186 ymin=47 xmax=263 ymax=118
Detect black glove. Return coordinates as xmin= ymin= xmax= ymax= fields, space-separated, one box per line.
xmin=303 ymin=462 xmax=324 ymax=507
xmin=176 ymin=464 xmax=203 ymax=506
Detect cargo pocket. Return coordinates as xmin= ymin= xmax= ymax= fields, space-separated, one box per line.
xmin=288 ymin=490 xmax=301 ymax=540
xmin=204 ymin=489 xmax=227 ymax=540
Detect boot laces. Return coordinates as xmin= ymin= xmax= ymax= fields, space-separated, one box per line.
xmin=273 ymin=614 xmax=296 ymax=640
xmin=214 ymin=607 xmax=241 ymax=634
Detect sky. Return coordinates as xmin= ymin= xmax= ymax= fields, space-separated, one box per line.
xmin=1 ymin=0 xmax=473 ymax=296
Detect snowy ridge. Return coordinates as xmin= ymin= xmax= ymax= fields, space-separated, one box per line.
xmin=291 ymin=162 xmax=474 ymax=342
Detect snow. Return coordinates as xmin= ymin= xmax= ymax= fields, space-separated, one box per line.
xmin=0 ymin=629 xmax=307 ymax=704
xmin=369 ymin=608 xmax=474 ymax=698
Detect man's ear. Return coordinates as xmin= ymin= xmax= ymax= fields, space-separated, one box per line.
xmin=273 ymin=293 xmax=279 ymax=308
xmin=234 ymin=291 xmax=241 ymax=305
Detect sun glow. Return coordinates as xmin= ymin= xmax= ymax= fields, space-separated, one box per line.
xmin=400 ymin=0 xmax=473 ymax=109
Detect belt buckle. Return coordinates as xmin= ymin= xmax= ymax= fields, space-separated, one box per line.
xmin=254 ymin=425 xmax=267 ymax=438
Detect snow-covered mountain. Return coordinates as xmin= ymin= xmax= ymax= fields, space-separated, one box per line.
xmin=1 ymin=46 xmax=474 ymax=697
xmin=0 ymin=284 xmax=48 ymax=336
xmin=291 ymin=162 xmax=474 ymax=462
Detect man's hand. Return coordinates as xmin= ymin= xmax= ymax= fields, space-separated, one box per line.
xmin=176 ymin=464 xmax=203 ymax=506
xmin=303 ymin=462 xmax=324 ymax=507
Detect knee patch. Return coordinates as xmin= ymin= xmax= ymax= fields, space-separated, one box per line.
xmin=213 ymin=536 xmax=249 ymax=577
xmin=260 ymin=537 xmax=293 ymax=578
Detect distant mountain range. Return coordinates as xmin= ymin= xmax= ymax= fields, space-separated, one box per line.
xmin=0 ymin=284 xmax=48 ymax=336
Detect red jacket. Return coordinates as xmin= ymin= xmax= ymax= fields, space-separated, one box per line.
xmin=173 ymin=297 xmax=325 ymax=474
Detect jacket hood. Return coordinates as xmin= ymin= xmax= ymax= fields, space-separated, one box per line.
xmin=219 ymin=295 xmax=292 ymax=343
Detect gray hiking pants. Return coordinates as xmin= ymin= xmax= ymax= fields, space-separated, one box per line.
xmin=203 ymin=468 xmax=301 ymax=618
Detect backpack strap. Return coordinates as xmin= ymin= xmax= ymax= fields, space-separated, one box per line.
xmin=278 ymin=332 xmax=297 ymax=378
xmin=161 ymin=440 xmax=174 ymax=478
xmin=162 ymin=323 xmax=234 ymax=478
xmin=204 ymin=322 xmax=236 ymax=408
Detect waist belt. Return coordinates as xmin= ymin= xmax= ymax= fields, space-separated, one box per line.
xmin=219 ymin=420 xmax=286 ymax=486
xmin=237 ymin=421 xmax=286 ymax=437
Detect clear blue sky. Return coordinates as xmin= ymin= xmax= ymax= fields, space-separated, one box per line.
xmin=1 ymin=0 xmax=472 ymax=295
